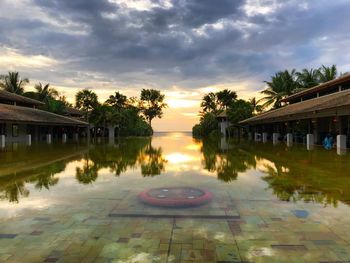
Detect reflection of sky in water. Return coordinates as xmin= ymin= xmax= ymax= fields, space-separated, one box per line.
xmin=1 ymin=132 xmax=350 ymax=218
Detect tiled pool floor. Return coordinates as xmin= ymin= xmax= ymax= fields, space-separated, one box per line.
xmin=1 ymin=187 xmax=350 ymax=263
xmin=2 ymin=133 xmax=350 ymax=262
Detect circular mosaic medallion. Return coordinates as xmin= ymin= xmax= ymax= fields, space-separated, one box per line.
xmin=139 ymin=187 xmax=213 ymax=207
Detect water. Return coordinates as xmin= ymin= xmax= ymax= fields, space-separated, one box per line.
xmin=1 ymin=132 xmax=350 ymax=262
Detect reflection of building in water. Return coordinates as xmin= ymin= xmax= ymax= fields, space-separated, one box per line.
xmin=240 ymin=74 xmax=350 ymax=151
xmin=219 ymin=137 xmax=231 ymax=151
xmin=0 ymin=145 xmax=88 ymax=203
xmin=200 ymin=138 xmax=256 ymax=182
xmin=0 ymin=137 xmax=167 ymax=203
xmin=216 ymin=111 xmax=231 ymax=137
xmin=242 ymin=142 xmax=350 ymax=207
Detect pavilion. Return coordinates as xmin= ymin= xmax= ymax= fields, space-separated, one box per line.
xmin=240 ymin=73 xmax=350 ymax=151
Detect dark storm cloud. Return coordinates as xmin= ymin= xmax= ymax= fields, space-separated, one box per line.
xmin=1 ymin=0 xmax=350 ymax=91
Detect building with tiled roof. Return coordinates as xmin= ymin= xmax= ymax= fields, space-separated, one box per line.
xmin=0 ymin=90 xmax=89 ymax=145
xmin=239 ymin=74 xmax=350 ymax=151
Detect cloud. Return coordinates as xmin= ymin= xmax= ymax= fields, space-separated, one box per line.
xmin=0 ymin=47 xmax=59 ymax=70
xmin=1 ymin=0 xmax=350 ymax=130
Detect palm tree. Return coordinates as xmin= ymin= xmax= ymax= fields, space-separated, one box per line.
xmin=260 ymin=70 xmax=298 ymax=109
xmin=0 ymin=72 xmax=29 ymax=94
xmin=200 ymin=92 xmax=218 ymax=114
xmin=105 ymin=91 xmax=127 ymax=110
xmin=318 ymin=65 xmax=338 ymax=83
xmin=34 ymin=83 xmax=59 ymax=103
xmin=140 ymin=89 xmax=167 ymax=126
xmin=89 ymin=105 xmax=111 ymax=136
xmin=75 ymin=89 xmax=99 ymax=119
xmin=296 ymin=68 xmax=320 ymax=90
xmin=249 ymin=97 xmax=264 ymax=114
xmin=216 ymin=89 xmax=237 ymax=111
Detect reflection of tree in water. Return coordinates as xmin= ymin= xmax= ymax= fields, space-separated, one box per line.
xmin=240 ymin=143 xmax=349 ymax=207
xmin=75 ymin=159 xmax=98 ymax=184
xmin=75 ymin=137 xmax=166 ymax=183
xmin=200 ymin=138 xmax=256 ymax=182
xmin=261 ymin=161 xmax=339 ymax=207
xmin=0 ymin=161 xmax=65 ymax=203
xmin=139 ymin=143 xmax=167 ymax=177
xmin=0 ymin=138 xmax=167 ymax=202
xmin=0 ymin=181 xmax=29 ymax=203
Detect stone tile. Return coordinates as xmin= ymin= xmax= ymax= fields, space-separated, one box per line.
xmin=43 ymin=257 xmax=59 ymax=262
xmin=30 ymin=230 xmax=43 ymax=236
xmin=116 ymin=237 xmax=129 ymax=243
xmin=215 ymin=244 xmax=241 ymax=262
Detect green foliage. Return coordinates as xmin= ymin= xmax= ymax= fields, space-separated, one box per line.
xmin=200 ymin=138 xmax=256 ymax=182
xmin=249 ymin=97 xmax=264 ymax=114
xmin=192 ymin=124 xmax=202 ymax=137
xmin=0 ymin=72 xmax=29 ymax=94
xmin=105 ymin=91 xmax=128 ymax=109
xmin=194 ymin=89 xmax=255 ymax=137
xmin=23 ymin=91 xmax=39 ymax=100
xmin=318 ymin=64 xmax=337 ymax=82
xmin=192 ymin=112 xmax=218 ymax=137
xmin=75 ymin=89 xmax=99 ymax=116
xmin=140 ymin=89 xmax=167 ymax=126
xmin=216 ymin=89 xmax=237 ymax=110
xmin=200 ymin=92 xmax=218 ymax=114
xmin=89 ymin=98 xmax=152 ymax=137
xmin=89 ymin=104 xmax=113 ymax=128
xmin=44 ymin=98 xmax=66 ymax=114
xmin=119 ymin=108 xmax=152 ymax=136
xmin=34 ymin=83 xmax=58 ymax=103
xmin=260 ymin=65 xmax=339 ymax=109
xmin=296 ymin=68 xmax=320 ymax=89
xmin=261 ymin=69 xmax=298 ymax=109
xmin=227 ymin=99 xmax=253 ymax=125
xmin=200 ymin=89 xmax=237 ymax=115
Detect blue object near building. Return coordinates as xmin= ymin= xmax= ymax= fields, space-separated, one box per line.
xmin=292 ymin=210 xmax=309 ymax=218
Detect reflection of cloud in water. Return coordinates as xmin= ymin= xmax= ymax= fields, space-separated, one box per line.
xmin=165 ymin=152 xmax=196 ymax=164
xmin=194 ymin=227 xmax=209 ymax=239
xmin=117 ymin=252 xmax=161 ymax=263
xmin=214 ymin=232 xmax=232 ymax=243
xmin=185 ymin=143 xmax=201 ymax=151
xmin=246 ymin=247 xmax=274 ymax=259
xmin=256 ymin=158 xmax=290 ymax=174
xmin=0 ymin=198 xmax=55 ymax=218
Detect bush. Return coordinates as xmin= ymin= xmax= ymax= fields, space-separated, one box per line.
xmin=192 ymin=113 xmax=218 ymax=137
xmin=119 ymin=109 xmax=153 ymax=136
xmin=192 ymin=124 xmax=202 ymax=137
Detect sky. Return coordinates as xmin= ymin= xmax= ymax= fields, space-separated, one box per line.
xmin=1 ymin=0 xmax=350 ymax=131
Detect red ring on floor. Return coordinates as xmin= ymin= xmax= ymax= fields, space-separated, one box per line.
xmin=138 ymin=187 xmax=213 ymax=208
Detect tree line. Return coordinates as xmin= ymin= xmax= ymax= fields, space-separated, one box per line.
xmin=193 ymin=65 xmax=341 ymax=137
xmin=0 ymin=71 xmax=167 ymax=136
xmin=260 ymin=65 xmax=339 ymax=109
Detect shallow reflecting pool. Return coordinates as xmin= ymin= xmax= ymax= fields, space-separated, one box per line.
xmin=1 ymin=132 xmax=350 ymax=262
